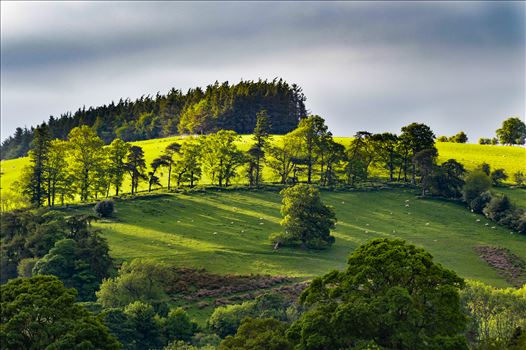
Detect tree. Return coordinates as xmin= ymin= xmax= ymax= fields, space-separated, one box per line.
xmin=124 ymin=301 xmax=162 ymax=350
xmin=218 ymin=318 xmax=293 ymax=350
xmin=428 ymin=159 xmax=466 ymax=198
xmin=514 ymin=171 xmax=525 ymax=187
xmin=461 ymin=281 xmax=526 ymax=349
xmin=496 ymin=117 xmax=526 ymax=145
xmin=414 ymin=148 xmax=437 ymax=196
xmin=451 ymin=131 xmax=468 ymax=143
xmin=108 ymin=138 xmax=130 ymax=196
xmin=0 ymin=275 xmax=120 ymax=350
xmin=126 ymin=146 xmax=147 ymax=194
xmin=97 ymin=259 xmax=170 ymax=311
xmin=200 ymin=130 xmax=244 ymax=187
xmin=272 ymin=184 xmax=336 ymax=249
xmin=345 ymin=131 xmax=374 ymax=186
xmin=371 ymin=133 xmax=399 ymax=182
xmin=44 ymin=139 xmax=70 ymax=206
xmin=319 ymin=138 xmax=345 ymax=186
xmin=33 ymin=222 xmax=114 ymax=301
xmin=164 ymin=142 xmax=181 ymax=190
xmin=295 ymin=115 xmax=331 ymax=183
xmin=149 ymin=156 xmax=169 ymax=192
xmin=288 ymin=239 xmax=468 ymax=350
xmin=22 ymin=124 xmax=50 ymax=207
xmin=266 ymin=132 xmax=303 ymax=184
xmin=68 ymin=125 xmax=105 ymax=202
xmin=95 ymin=199 xmax=114 ymax=218
xmin=491 ymin=168 xmax=508 ymax=186
xmin=479 ymin=162 xmax=491 ymax=176
xmin=175 ymin=140 xmax=202 ymax=187
xmin=162 ymin=308 xmax=197 ymax=343
xmin=400 ymin=123 xmax=436 ymax=184
xmin=250 ymin=109 xmax=272 ymax=186
xmin=463 ymin=170 xmax=492 ymax=209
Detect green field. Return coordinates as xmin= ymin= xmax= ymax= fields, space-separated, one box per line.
xmin=2 ymin=136 xmax=525 ymax=199
xmin=66 ymin=188 xmax=526 ymax=288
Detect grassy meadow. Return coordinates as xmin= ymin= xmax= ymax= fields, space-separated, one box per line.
xmin=63 ymin=188 xmax=526 ymax=288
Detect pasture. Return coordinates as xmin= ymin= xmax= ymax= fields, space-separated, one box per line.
xmin=73 ymin=188 xmax=526 ymax=288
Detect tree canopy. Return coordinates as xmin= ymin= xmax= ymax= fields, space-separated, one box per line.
xmin=288 ymin=238 xmax=468 ymax=350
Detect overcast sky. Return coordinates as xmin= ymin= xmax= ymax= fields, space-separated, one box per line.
xmin=1 ymin=1 xmax=524 ymax=142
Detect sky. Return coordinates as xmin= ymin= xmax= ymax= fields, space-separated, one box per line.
xmin=1 ymin=1 xmax=524 ymax=142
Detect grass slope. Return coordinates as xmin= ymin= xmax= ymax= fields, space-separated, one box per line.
xmin=73 ymin=188 xmax=526 ymax=288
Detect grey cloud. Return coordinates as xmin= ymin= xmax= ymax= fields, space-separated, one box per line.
xmin=1 ymin=1 xmax=524 ymax=141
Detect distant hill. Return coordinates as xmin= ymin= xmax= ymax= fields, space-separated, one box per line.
xmin=0 ymin=78 xmax=307 ymax=160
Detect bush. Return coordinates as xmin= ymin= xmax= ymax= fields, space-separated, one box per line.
xmin=514 ymin=171 xmax=525 ymax=187
xmin=469 ymin=191 xmax=492 ymax=214
xmin=16 ymin=257 xmax=38 ymax=277
xmin=463 ymin=171 xmax=492 ymax=206
xmin=491 ymin=169 xmax=508 ymax=186
xmin=483 ymin=195 xmax=512 ymax=222
xmin=95 ymin=199 xmax=114 ymax=218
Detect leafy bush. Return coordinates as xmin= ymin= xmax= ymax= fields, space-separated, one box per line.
xmin=491 ymin=169 xmax=508 ymax=186
xmin=463 ymin=171 xmax=492 ymax=207
xmin=95 ymin=199 xmax=114 ymax=218
xmin=483 ymin=195 xmax=512 ymax=222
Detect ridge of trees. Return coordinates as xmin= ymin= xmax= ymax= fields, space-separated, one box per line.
xmin=1 ymin=79 xmax=307 ymax=160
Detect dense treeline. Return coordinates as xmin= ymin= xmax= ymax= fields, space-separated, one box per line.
xmin=0 ymin=79 xmax=307 ymax=160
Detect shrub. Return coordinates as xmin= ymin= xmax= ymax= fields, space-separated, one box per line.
xmin=514 ymin=171 xmax=525 ymax=187
xmin=95 ymin=199 xmax=114 ymax=218
xmin=469 ymin=191 xmax=492 ymax=214
xmin=16 ymin=257 xmax=38 ymax=277
xmin=491 ymin=169 xmax=508 ymax=186
xmin=463 ymin=171 xmax=491 ymax=206
xmin=483 ymin=195 xmax=512 ymax=222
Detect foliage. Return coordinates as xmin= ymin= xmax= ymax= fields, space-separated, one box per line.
xmin=162 ymin=307 xmax=198 ymax=343
xmin=0 ymin=209 xmax=66 ymax=283
xmin=496 ymin=117 xmax=526 ymax=145
xmin=399 ymin=122 xmax=436 ymax=184
xmin=97 ymin=259 xmax=170 ymax=312
xmin=126 ymin=146 xmax=147 ymax=194
xmin=289 ymin=238 xmax=468 ymax=350
xmin=0 ymin=275 xmax=120 ymax=350
xmin=491 ymin=168 xmax=508 ymax=186
xmin=274 ymin=184 xmax=336 ymax=249
xmin=428 ymin=159 xmax=466 ymax=198
xmin=461 ymin=281 xmax=526 ymax=349
xmin=68 ymin=126 xmax=106 ymax=202
xmin=200 ymin=130 xmax=245 ymax=187
xmin=124 ymin=301 xmax=163 ymax=349
xmin=33 ymin=221 xmax=114 ymax=301
xmin=514 ymin=171 xmax=525 ymax=187
xmin=463 ymin=170 xmax=492 ymax=208
xmin=95 ymin=199 xmax=114 ymax=218
xmin=218 ymin=318 xmax=293 ymax=350
xmin=108 ymin=138 xmax=131 ymax=196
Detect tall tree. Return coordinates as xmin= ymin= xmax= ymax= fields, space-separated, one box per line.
xmin=496 ymin=117 xmax=526 ymax=145
xmin=345 ymin=131 xmax=374 ymax=186
xmin=272 ymin=184 xmax=336 ymax=249
xmin=251 ymin=109 xmax=272 ymax=186
xmin=44 ymin=140 xmax=70 ymax=206
xmin=149 ymin=156 xmax=169 ymax=192
xmin=295 ymin=115 xmax=331 ymax=183
xmin=201 ymin=130 xmax=244 ymax=187
xmin=107 ymin=138 xmax=130 ymax=196
xmin=0 ymin=275 xmax=120 ymax=350
xmin=22 ymin=124 xmax=50 ymax=207
xmin=267 ymin=132 xmax=302 ymax=184
xmin=400 ymin=123 xmax=436 ymax=184
xmin=68 ymin=125 xmax=105 ymax=202
xmin=126 ymin=146 xmax=147 ymax=195
xmin=174 ymin=140 xmax=202 ymax=187
xmin=371 ymin=133 xmax=399 ymax=182
xmin=163 ymin=142 xmax=181 ymax=190
xmin=289 ymin=239 xmax=468 ymax=350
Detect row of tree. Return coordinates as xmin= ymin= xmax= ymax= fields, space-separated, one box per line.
xmin=478 ymin=117 xmax=526 ymax=145
xmin=1 ymin=79 xmax=307 ymax=160
xmin=19 ymin=113 xmax=443 ymax=208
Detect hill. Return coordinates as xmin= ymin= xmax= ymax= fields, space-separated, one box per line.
xmin=64 ymin=188 xmax=526 ymax=288
xmin=0 ymin=79 xmax=307 ymax=159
